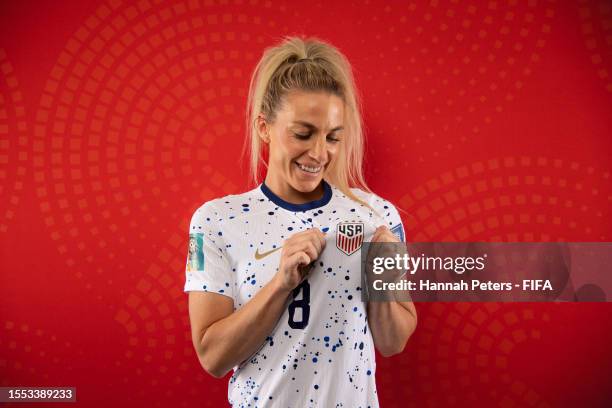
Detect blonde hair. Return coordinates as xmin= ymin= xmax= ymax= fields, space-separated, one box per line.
xmin=243 ymin=36 xmax=374 ymax=208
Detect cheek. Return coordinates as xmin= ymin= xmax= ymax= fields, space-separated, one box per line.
xmin=270 ymin=138 xmax=301 ymax=167
xmin=282 ymin=139 xmax=306 ymax=160
xmin=327 ymin=144 xmax=340 ymax=158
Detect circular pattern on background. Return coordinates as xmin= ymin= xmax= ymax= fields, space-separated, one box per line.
xmin=356 ymin=0 xmax=556 ymax=161
xmin=397 ymin=156 xmax=610 ymax=241
xmin=114 ymin=234 xmax=218 ymax=406
xmin=27 ymin=0 xmax=295 ymax=406
xmin=119 ymin=155 xmax=611 ymax=407
xmin=377 ymin=302 xmax=554 ymax=407
xmin=0 ymin=321 xmax=77 ymax=384
xmin=578 ymin=0 xmax=612 ymax=92
xmin=31 ymin=0 xmax=275 ymax=405
xmin=33 ymin=0 xmax=252 ymax=286
xmin=374 ymin=156 xmax=610 ymax=406
xmin=0 ymin=49 xmax=28 ymax=235
xmin=0 ymin=0 xmax=608 ymax=407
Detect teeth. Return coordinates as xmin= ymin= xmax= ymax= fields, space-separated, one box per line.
xmin=297 ymin=163 xmax=322 ymax=173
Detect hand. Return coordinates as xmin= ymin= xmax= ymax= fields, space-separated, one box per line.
xmin=368 ymin=226 xmax=403 ymax=275
xmin=274 ymin=228 xmax=326 ymax=292
xmin=371 ymin=225 xmax=400 ymax=244
xmin=365 ymin=226 xmax=407 ymax=294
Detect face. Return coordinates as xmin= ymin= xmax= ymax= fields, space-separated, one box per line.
xmin=259 ymin=90 xmax=344 ymax=203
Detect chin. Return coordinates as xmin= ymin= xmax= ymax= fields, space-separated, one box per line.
xmin=293 ymin=180 xmax=321 ymax=192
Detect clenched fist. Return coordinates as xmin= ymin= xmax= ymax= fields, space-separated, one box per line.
xmin=273 ymin=228 xmax=326 ymax=292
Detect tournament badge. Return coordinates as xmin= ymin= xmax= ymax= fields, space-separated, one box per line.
xmin=390 ymin=223 xmax=405 ymax=242
xmin=187 ymin=233 xmax=204 ymax=271
xmin=336 ymin=221 xmax=365 ymax=256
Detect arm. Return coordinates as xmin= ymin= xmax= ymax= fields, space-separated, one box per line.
xmin=188 ymin=275 xmax=291 ymax=378
xmin=366 ymin=225 xmax=418 ymax=357
xmin=367 ymin=299 xmax=417 ymax=357
xmin=187 ymin=228 xmax=326 ymax=378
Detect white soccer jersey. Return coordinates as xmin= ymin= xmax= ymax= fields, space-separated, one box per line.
xmin=184 ymin=180 xmax=405 ymax=408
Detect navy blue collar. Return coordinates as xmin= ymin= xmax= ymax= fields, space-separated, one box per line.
xmin=260 ymin=180 xmax=333 ymax=212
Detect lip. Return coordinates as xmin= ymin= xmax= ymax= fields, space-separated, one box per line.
xmin=296 ymin=161 xmax=324 ymax=168
xmin=295 ymin=161 xmax=323 ymax=176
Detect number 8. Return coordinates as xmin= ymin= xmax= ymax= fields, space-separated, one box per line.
xmin=288 ymin=279 xmax=310 ymax=329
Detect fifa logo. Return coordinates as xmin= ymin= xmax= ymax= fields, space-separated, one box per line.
xmin=187 ymin=233 xmax=204 ymax=271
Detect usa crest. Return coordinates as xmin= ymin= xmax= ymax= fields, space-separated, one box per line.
xmin=336 ymin=222 xmax=364 ymax=256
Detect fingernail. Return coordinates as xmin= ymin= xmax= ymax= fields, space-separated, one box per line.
xmin=321 ymin=227 xmax=329 ymax=233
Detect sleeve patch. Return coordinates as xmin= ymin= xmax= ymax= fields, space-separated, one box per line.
xmin=390 ymin=223 xmax=405 ymax=242
xmin=187 ymin=233 xmax=205 ymax=271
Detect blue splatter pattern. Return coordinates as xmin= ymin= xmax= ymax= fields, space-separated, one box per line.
xmin=184 ymin=181 xmax=405 ymax=407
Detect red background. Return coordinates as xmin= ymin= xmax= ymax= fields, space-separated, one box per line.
xmin=1 ymin=0 xmax=611 ymax=407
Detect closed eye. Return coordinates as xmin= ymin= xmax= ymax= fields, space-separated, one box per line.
xmin=327 ymin=130 xmax=342 ymax=142
xmin=293 ymin=132 xmax=311 ymax=140
xmin=292 ymin=131 xmax=341 ymax=142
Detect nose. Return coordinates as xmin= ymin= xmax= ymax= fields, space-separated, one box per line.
xmin=308 ymin=134 xmax=327 ymax=163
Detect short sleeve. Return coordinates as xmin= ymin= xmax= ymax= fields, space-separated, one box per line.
xmin=183 ymin=202 xmax=235 ymax=300
xmin=370 ymin=195 xmax=406 ymax=243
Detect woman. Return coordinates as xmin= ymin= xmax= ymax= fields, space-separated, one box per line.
xmin=184 ymin=36 xmax=417 ymax=407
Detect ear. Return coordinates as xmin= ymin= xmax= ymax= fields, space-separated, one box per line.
xmin=256 ymin=114 xmax=270 ymax=144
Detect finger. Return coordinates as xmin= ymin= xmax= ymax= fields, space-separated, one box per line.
xmin=285 ymin=245 xmax=315 ymax=266
xmin=373 ymin=226 xmax=398 ymax=243
xmin=284 ymin=228 xmax=314 ymax=243
xmin=312 ymin=232 xmax=325 ymax=254
xmin=371 ymin=227 xmax=384 ymax=242
xmin=311 ymin=227 xmax=327 ymax=237
xmin=307 ymin=232 xmax=323 ymax=254
xmin=287 ymin=228 xmax=325 ymax=243
xmin=317 ymin=229 xmax=326 ymax=248
xmin=381 ymin=229 xmax=400 ymax=242
xmin=298 ymin=260 xmax=314 ymax=278
xmin=288 ymin=251 xmax=311 ymax=270
xmin=297 ymin=253 xmax=314 ymax=279
xmin=288 ymin=229 xmax=320 ymax=243
xmin=281 ymin=242 xmax=295 ymax=257
xmin=308 ymin=228 xmax=326 ymax=247
xmin=316 ymin=229 xmax=327 ymax=252
xmin=301 ymin=231 xmax=323 ymax=255
xmin=286 ymin=228 xmax=326 ymax=256
xmin=376 ymin=225 xmax=390 ymax=236
xmin=300 ymin=241 xmax=319 ymax=261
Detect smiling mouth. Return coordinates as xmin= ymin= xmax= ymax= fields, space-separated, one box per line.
xmin=295 ymin=162 xmax=323 ymax=174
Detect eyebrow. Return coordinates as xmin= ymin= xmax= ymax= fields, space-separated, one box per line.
xmin=292 ymin=121 xmax=344 ymax=132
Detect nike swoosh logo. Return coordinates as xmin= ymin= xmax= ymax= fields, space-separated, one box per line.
xmin=254 ymin=246 xmax=282 ymax=260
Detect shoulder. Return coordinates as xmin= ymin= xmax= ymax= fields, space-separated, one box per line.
xmin=190 ymin=187 xmax=262 ymax=227
xmin=348 ymin=186 xmax=405 ymax=240
xmin=348 ymin=187 xmax=397 ymax=212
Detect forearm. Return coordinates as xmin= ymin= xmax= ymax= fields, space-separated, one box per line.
xmin=200 ymin=276 xmax=292 ymax=376
xmin=367 ymin=300 xmax=417 ymax=357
